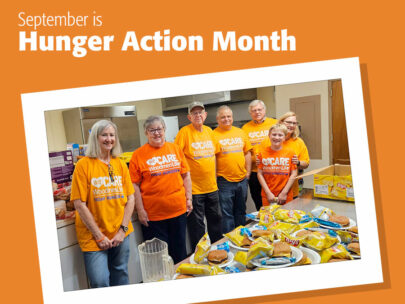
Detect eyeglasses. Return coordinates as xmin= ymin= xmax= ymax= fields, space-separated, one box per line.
xmin=147 ymin=128 xmax=164 ymax=134
xmin=108 ymin=164 xmax=115 ymax=183
xmin=190 ymin=111 xmax=205 ymax=116
xmin=283 ymin=121 xmax=298 ymax=125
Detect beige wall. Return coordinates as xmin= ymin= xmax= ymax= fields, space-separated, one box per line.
xmin=44 ymin=110 xmax=68 ymax=152
xmin=257 ymin=86 xmax=276 ymax=118
xmin=45 ymin=99 xmax=163 ymax=152
xmin=274 ymin=80 xmax=330 ymax=189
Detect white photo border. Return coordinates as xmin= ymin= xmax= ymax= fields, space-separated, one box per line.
xmin=21 ymin=57 xmax=382 ymax=304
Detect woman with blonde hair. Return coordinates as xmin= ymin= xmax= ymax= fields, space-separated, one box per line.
xmin=70 ymin=119 xmax=135 ymax=288
xmin=278 ymin=111 xmax=310 ymax=197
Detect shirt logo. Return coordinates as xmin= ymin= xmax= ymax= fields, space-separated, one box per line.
xmin=91 ymin=176 xmax=123 ymax=188
xmin=219 ymin=137 xmax=242 ymax=146
xmin=261 ymin=157 xmax=290 ymax=166
xmin=146 ymin=154 xmax=178 ymax=166
xmin=248 ymin=130 xmax=268 ymax=139
xmin=191 ymin=141 xmax=214 ymax=150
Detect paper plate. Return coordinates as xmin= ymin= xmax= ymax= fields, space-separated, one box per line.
xmin=318 ymin=218 xmax=357 ymax=230
xmin=246 ymin=211 xmax=259 ymax=222
xmin=190 ymin=251 xmax=234 ymax=268
xmin=250 ymin=246 xmax=303 ymax=269
xmin=299 ymin=247 xmax=321 ymax=264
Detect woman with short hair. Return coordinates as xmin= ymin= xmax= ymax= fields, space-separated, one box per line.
xmin=71 ymin=119 xmax=135 ymax=288
xmin=129 ymin=115 xmax=192 ymax=264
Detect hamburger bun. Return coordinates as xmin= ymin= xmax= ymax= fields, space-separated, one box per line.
xmin=347 ymin=242 xmax=360 ymax=255
xmin=176 ymin=274 xmax=194 ymax=279
xmin=348 ymin=226 xmax=358 ymax=234
xmin=252 ymin=229 xmax=273 ymax=238
xmin=273 ymin=241 xmax=292 ymax=257
xmin=295 ymin=252 xmax=311 ymax=266
xmin=207 ymin=250 xmax=228 ymax=265
xmin=296 ymin=230 xmax=312 ymax=238
xmin=241 ymin=235 xmax=252 ymax=248
xmin=329 ymin=215 xmax=350 ymax=226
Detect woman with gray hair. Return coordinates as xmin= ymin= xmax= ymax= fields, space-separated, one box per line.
xmin=70 ymin=119 xmax=135 ymax=288
xmin=129 ymin=115 xmax=192 ymax=264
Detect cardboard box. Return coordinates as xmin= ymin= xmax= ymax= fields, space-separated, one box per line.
xmin=297 ymin=164 xmax=354 ymax=202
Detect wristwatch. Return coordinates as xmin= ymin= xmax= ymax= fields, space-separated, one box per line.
xmin=120 ymin=225 xmax=128 ymax=233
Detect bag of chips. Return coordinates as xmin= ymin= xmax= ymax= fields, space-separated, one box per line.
xmin=274 ymin=209 xmax=306 ymax=224
xmin=193 ymin=233 xmax=211 ymax=263
xmin=176 ymin=263 xmax=225 ymax=275
xmin=320 ymin=244 xmax=353 ymax=263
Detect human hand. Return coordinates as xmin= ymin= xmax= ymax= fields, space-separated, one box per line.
xmin=266 ymin=192 xmax=276 ymax=204
xmin=278 ymin=192 xmax=287 ymax=205
xmin=186 ymin=198 xmax=193 ymax=216
xmin=138 ymin=209 xmax=149 ymax=227
xmin=96 ymin=235 xmax=112 ymax=250
xmin=111 ymin=229 xmax=125 ymax=247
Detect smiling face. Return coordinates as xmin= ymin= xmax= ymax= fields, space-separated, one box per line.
xmin=146 ymin=121 xmax=165 ymax=148
xmin=188 ymin=106 xmax=207 ymax=128
xmin=269 ymin=128 xmax=285 ymax=150
xmin=98 ymin=125 xmax=116 ymax=154
xmin=217 ymin=108 xmax=233 ymax=130
xmin=281 ymin=115 xmax=298 ymax=137
xmin=249 ymin=103 xmax=266 ymax=122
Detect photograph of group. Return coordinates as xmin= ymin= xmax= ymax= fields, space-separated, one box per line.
xmin=23 ymin=58 xmax=379 ymax=303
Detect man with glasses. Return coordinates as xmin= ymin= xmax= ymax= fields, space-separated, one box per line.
xmin=213 ymin=105 xmax=252 ymax=234
xmin=175 ymin=102 xmax=222 ymax=251
xmin=242 ymin=100 xmax=277 ymax=211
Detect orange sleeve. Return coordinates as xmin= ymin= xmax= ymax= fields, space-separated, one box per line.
xmin=129 ymin=152 xmax=142 ymax=184
xmin=70 ymin=159 xmax=88 ymax=202
xmin=177 ymin=144 xmax=190 ymax=174
xmin=120 ymin=159 xmax=135 ymax=196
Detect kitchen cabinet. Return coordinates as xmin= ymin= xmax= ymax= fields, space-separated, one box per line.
xmin=57 ymin=217 xmax=144 ymax=291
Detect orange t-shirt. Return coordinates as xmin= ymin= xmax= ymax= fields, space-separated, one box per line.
xmin=70 ymin=157 xmax=135 ymax=252
xmin=283 ymin=137 xmax=310 ymax=197
xmin=129 ymin=142 xmax=190 ymax=221
xmin=258 ymin=146 xmax=297 ymax=205
xmin=242 ymin=117 xmax=277 ymax=172
xmin=213 ymin=126 xmax=252 ymax=182
xmin=175 ymin=124 xmax=220 ymax=195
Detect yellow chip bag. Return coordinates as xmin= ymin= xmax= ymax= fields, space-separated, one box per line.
xmin=246 ymin=237 xmax=274 ymax=262
xmin=303 ymin=231 xmax=339 ymax=251
xmin=259 ymin=213 xmax=275 ymax=226
xmin=223 ymin=225 xmax=245 ymax=247
xmin=176 ymin=263 xmax=225 ymax=275
xmin=274 ymin=209 xmax=306 ymax=224
xmin=310 ymin=204 xmax=335 ymax=220
xmin=298 ymin=220 xmax=320 ymax=230
xmin=234 ymin=251 xmax=248 ymax=265
xmin=320 ymin=244 xmax=353 ymax=263
xmin=268 ymin=221 xmax=299 ymax=236
xmin=193 ymin=233 xmax=211 ymax=263
xmin=259 ymin=204 xmax=281 ymax=215
xmin=279 ymin=231 xmax=303 ymax=247
xmin=336 ymin=230 xmax=355 ymax=244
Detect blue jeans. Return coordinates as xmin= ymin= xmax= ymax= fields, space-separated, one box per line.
xmin=141 ymin=212 xmax=187 ymax=264
xmin=83 ymin=236 xmax=130 ymax=288
xmin=217 ymin=176 xmax=248 ymax=234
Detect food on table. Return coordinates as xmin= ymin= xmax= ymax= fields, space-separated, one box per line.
xmin=241 ymin=234 xmax=253 ymax=248
xmin=295 ymin=252 xmax=312 ymax=266
xmin=207 ymin=250 xmax=228 ymax=266
xmin=302 ymin=231 xmax=339 ymax=251
xmin=274 ymin=209 xmax=306 ymax=224
xmin=320 ymin=244 xmax=353 ymax=263
xmin=296 ymin=229 xmax=312 ymax=238
xmin=328 ymin=215 xmax=350 ymax=227
xmin=272 ymin=241 xmax=292 ymax=257
xmin=247 ymin=237 xmax=274 ymax=262
xmin=176 ymin=263 xmax=225 ymax=276
xmin=310 ymin=204 xmax=335 ymax=220
xmin=193 ymin=233 xmax=211 ymax=263
xmin=348 ymin=226 xmax=358 ymax=234
xmin=347 ymin=242 xmax=360 ymax=255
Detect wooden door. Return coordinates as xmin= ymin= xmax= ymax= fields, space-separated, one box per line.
xmin=331 ymin=80 xmax=350 ymax=164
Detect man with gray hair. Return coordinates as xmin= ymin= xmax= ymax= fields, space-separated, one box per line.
xmin=175 ymin=102 xmax=222 ymax=250
xmin=213 ymin=105 xmax=252 ymax=233
xmin=242 ymin=100 xmax=277 ymax=210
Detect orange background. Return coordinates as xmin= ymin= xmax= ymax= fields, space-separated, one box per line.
xmin=2 ymin=0 xmax=403 ymax=303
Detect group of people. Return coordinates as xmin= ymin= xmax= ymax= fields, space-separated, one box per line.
xmin=69 ymin=99 xmax=309 ymax=288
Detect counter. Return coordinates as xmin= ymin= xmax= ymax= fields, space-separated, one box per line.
xmin=57 ymin=215 xmax=144 ymax=291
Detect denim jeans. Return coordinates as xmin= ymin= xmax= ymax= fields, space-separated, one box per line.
xmin=217 ymin=176 xmax=248 ymax=234
xmin=187 ymin=190 xmax=222 ymax=250
xmin=141 ymin=212 xmax=187 ymax=264
xmin=248 ymin=172 xmax=263 ymax=211
xmin=83 ymin=236 xmax=130 ymax=288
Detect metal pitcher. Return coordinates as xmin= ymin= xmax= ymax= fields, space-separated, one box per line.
xmin=138 ymin=238 xmax=174 ymax=282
